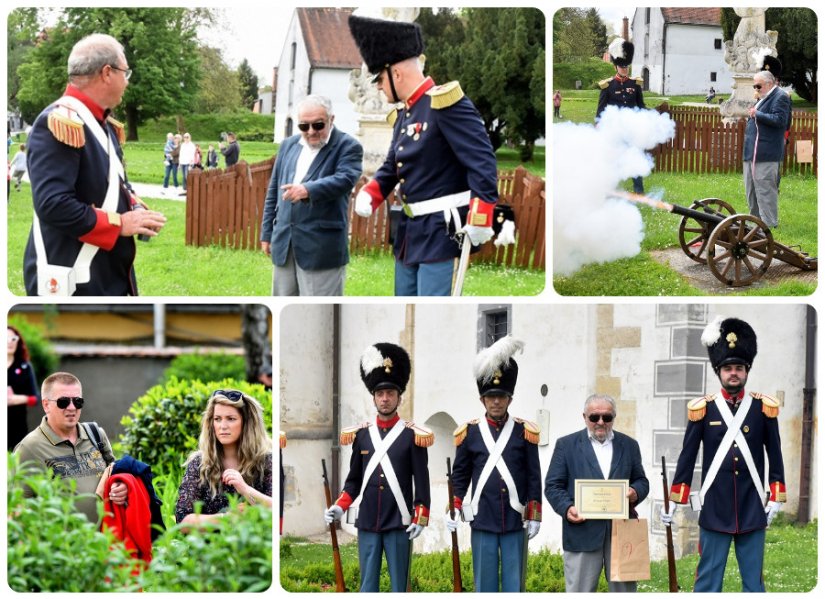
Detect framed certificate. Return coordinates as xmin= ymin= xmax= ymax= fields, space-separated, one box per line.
xmin=575 ymin=479 xmax=629 ymax=519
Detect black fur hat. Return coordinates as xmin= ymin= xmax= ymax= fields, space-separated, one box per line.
xmin=348 ymin=14 xmax=424 ymax=75
xmin=609 ymin=38 xmax=634 ymax=68
xmin=474 ymin=336 xmax=524 ymax=396
xmin=360 ymin=342 xmax=412 ymax=394
xmin=701 ymin=316 xmax=758 ymax=373
xmin=761 ymin=55 xmax=783 ymax=79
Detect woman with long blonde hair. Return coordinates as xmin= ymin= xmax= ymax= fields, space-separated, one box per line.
xmin=175 ymin=389 xmax=272 ymax=525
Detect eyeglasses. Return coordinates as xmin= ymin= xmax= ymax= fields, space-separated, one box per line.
xmin=48 ymin=396 xmax=84 ymax=409
xmin=587 ymin=413 xmax=614 ymax=423
xmin=297 ymin=121 xmax=326 ymax=132
xmin=8 ymin=335 xmax=20 ymax=343
xmin=109 ymin=65 xmax=132 ymax=81
xmin=211 ymin=389 xmax=245 ymax=402
xmin=753 ymin=84 xmax=762 ymax=90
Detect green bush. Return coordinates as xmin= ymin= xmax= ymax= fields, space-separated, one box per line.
xmin=141 ymin=499 xmax=272 ymax=592
xmin=138 ymin=113 xmax=276 ymax=144
xmin=553 ymin=58 xmax=616 ymax=90
xmin=119 ymin=377 xmax=272 ymax=478
xmin=7 ymin=454 xmax=140 ymax=592
xmin=159 ymin=351 xmax=246 ymax=386
xmin=7 ymin=315 xmax=59 ymax=387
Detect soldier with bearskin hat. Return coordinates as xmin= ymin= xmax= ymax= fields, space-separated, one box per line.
xmin=544 ymin=392 xmax=649 ymax=592
xmin=348 ymin=11 xmax=499 ymax=296
xmin=596 ymin=38 xmax=646 ymax=195
xmin=445 ymin=336 xmax=542 ymax=592
xmin=23 ymin=33 xmax=166 ymax=296
xmin=323 ymin=342 xmax=432 ymax=591
xmin=660 ymin=316 xmax=785 ymax=592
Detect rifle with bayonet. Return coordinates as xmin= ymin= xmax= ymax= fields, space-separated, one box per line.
xmin=446 ymin=457 xmax=463 ymax=592
xmin=661 ymin=456 xmax=679 ymax=592
xmin=322 ymin=458 xmax=347 ymax=592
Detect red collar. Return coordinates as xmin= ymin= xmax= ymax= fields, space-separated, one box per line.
xmin=486 ymin=413 xmax=509 ymax=428
xmin=721 ymin=388 xmax=745 ymax=402
xmin=614 ymin=74 xmax=629 ymax=83
xmin=64 ymin=85 xmax=109 ymax=122
xmin=406 ymin=77 xmax=435 ymax=108
xmin=376 ymin=414 xmax=400 ymax=429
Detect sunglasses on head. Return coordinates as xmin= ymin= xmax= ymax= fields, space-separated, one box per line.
xmin=49 ymin=396 xmax=84 ymax=409
xmin=298 ymin=121 xmax=326 ymax=132
xmin=588 ymin=413 xmax=614 ymax=423
xmin=753 ymin=84 xmax=762 ymax=90
xmin=8 ymin=334 xmax=20 ymax=343
xmin=211 ymin=389 xmax=245 ymax=402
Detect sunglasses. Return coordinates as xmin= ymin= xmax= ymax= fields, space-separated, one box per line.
xmin=211 ymin=389 xmax=245 ymax=402
xmin=8 ymin=335 xmax=20 ymax=343
xmin=297 ymin=121 xmax=326 ymax=132
xmin=48 ymin=396 xmax=84 ymax=409
xmin=753 ymin=84 xmax=762 ymax=90
xmin=587 ymin=413 xmax=614 ymax=423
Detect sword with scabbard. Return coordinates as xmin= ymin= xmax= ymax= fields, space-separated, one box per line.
xmin=451 ymin=232 xmax=472 ymax=296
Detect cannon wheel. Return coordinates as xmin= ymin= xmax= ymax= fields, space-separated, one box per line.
xmin=677 ymin=198 xmax=736 ymax=264
xmin=706 ymin=214 xmax=774 ymax=287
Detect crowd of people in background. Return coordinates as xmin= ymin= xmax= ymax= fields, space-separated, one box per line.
xmin=161 ymin=130 xmax=238 ymax=196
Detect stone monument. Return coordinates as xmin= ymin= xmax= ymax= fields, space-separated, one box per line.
xmin=348 ymin=7 xmax=421 ymax=176
xmin=719 ymin=8 xmax=779 ymax=123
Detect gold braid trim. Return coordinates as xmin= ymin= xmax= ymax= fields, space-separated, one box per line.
xmin=386 ymin=108 xmax=399 ymax=126
xmin=107 ymin=116 xmax=126 ymax=145
xmin=47 ymin=111 xmax=85 ymax=148
xmin=752 ymin=392 xmax=780 ymax=418
xmin=687 ymin=394 xmax=714 ymax=422
xmin=427 ymin=81 xmax=464 ymax=109
xmin=340 ymin=422 xmax=368 ymax=446
xmin=515 ymin=417 xmax=541 ymax=444
xmin=279 ymin=431 xmax=287 ymax=449
xmin=408 ymin=422 xmax=435 ymax=447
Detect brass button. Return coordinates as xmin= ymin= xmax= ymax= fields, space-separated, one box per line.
xmin=400 ymin=178 xmax=405 ymax=183
xmin=402 ymin=194 xmax=407 ymax=200
xmin=502 ymin=489 xmax=507 ymax=493
xmin=380 ymin=485 xmax=385 ymax=490
xmin=406 ymin=112 xmax=411 ymax=118
xmin=399 ymin=146 xmax=404 ymax=151
xmin=743 ymin=425 xmax=750 ymax=433
xmin=397 ymin=162 xmax=403 ymax=168
xmin=380 ymin=473 xmax=385 ymax=478
xmin=734 ymin=457 xmax=739 ymax=462
xmin=735 ymin=471 xmax=739 ymax=475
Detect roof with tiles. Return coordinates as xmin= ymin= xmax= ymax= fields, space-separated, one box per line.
xmin=297 ymin=7 xmax=363 ymax=69
xmin=660 ymin=8 xmax=721 ymax=26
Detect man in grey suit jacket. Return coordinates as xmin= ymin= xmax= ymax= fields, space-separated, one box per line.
xmin=260 ymin=95 xmax=363 ymax=295
xmin=544 ymin=394 xmax=649 ymax=592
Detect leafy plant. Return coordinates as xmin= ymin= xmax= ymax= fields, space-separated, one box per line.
xmin=7 ymin=314 xmax=59 ymax=386
xmin=159 ymin=351 xmax=246 ymax=386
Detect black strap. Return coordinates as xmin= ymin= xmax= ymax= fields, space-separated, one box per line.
xmin=83 ymin=421 xmax=114 ymax=465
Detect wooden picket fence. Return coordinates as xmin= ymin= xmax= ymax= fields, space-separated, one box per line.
xmin=187 ymin=160 xmax=545 ymax=270
xmin=652 ymin=104 xmax=817 ymax=176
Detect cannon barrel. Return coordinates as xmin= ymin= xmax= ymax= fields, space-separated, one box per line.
xmin=611 ymin=191 xmax=727 ymax=225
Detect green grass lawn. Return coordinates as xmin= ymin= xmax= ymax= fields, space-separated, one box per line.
xmin=6 ymin=185 xmax=544 ymax=296
xmin=279 ymin=517 xmax=817 ymax=592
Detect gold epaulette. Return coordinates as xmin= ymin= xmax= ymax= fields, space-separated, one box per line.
xmin=453 ymin=419 xmax=479 ymax=447
xmin=340 ymin=422 xmax=369 ymax=445
xmin=279 ymin=430 xmax=287 ymax=449
xmin=47 ymin=106 xmax=85 ymax=148
xmin=107 ymin=116 xmax=126 ymax=145
xmin=634 ymin=76 xmax=644 ymax=85
xmin=515 ymin=418 xmax=540 ymax=444
xmin=687 ymin=394 xmax=716 ymax=422
xmin=407 ymin=422 xmax=435 ymax=447
xmin=386 ymin=108 xmax=400 ymax=127
xmin=598 ymin=78 xmax=612 ymax=89
xmin=752 ymin=392 xmax=780 ymax=418
xmin=427 ymin=81 xmax=464 ymax=110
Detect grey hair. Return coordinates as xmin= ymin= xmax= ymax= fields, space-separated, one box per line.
xmin=67 ymin=33 xmax=125 ymax=78
xmin=755 ymin=70 xmax=775 ymax=86
xmin=297 ymin=95 xmax=334 ymax=118
xmin=584 ymin=393 xmax=617 ymax=415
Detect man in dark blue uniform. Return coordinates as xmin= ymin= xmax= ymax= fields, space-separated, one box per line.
xmin=662 ymin=316 xmax=785 ymax=592
xmin=324 ymin=342 xmax=432 ymax=592
xmin=445 ymin=336 xmax=541 ymax=592
xmin=596 ymin=38 xmax=646 ymax=195
xmin=348 ymin=13 xmax=498 ymax=296
xmin=23 ymin=33 xmax=166 ymax=296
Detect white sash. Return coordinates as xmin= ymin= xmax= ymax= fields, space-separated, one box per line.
xmin=33 ymin=95 xmax=124 ymax=290
xmin=469 ymin=417 xmax=525 ymax=517
xmin=351 ymin=420 xmax=412 ymax=525
xmin=699 ymin=395 xmax=767 ymax=507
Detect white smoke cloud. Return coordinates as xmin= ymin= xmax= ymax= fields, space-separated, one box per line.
xmin=553 ymin=106 xmax=676 ymax=276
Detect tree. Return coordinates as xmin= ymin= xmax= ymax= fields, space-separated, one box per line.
xmin=553 ymin=8 xmax=602 ymax=64
xmin=584 ymin=8 xmax=608 ymax=58
xmin=6 ymin=8 xmax=41 ymax=113
xmin=195 ymin=46 xmax=243 ymax=113
xmin=15 ymin=7 xmax=214 ymax=140
xmin=236 ymin=58 xmax=259 ymax=110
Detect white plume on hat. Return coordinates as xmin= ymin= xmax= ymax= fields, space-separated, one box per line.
xmin=473 ymin=336 xmax=525 ymax=384
xmin=609 ymin=37 xmax=626 ymax=60
xmin=360 ymin=344 xmax=385 ymax=374
xmin=701 ymin=315 xmax=726 ymax=347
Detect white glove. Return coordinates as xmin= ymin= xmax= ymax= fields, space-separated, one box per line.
xmin=324 ymin=505 xmax=343 ymax=525
xmin=406 ymin=522 xmax=424 ymax=540
xmin=525 ymin=520 xmax=540 ymax=540
xmin=765 ymin=500 xmax=781 ymax=526
xmin=355 ymin=189 xmax=374 ymax=217
xmin=660 ymin=503 xmax=677 ymax=527
xmin=443 ymin=511 xmax=460 ymax=533
xmin=462 ymin=224 xmax=494 ymax=246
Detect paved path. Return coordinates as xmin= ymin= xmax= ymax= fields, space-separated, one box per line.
xmin=131 ymin=182 xmax=187 ymax=201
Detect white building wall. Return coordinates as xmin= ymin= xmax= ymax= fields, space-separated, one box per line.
xmin=310 ymin=69 xmax=360 ymax=138
xmin=273 ymin=14 xmax=312 ymax=144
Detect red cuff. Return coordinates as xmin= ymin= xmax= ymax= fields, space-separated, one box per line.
xmin=413 ymin=504 xmax=430 ymax=526
xmin=453 ymin=496 xmax=463 ymax=511
xmin=27 ymin=395 xmax=38 ymax=408
xmin=78 ymin=209 xmax=120 ymax=250
xmin=362 ymin=179 xmax=385 ymax=211
xmin=525 ymin=500 xmax=542 ymax=521
xmin=670 ymin=483 xmax=690 ymax=504
xmin=770 ymin=481 xmax=787 ymax=502
xmin=335 ymin=491 xmax=353 ymax=511
xmin=467 ymin=197 xmax=495 ymax=227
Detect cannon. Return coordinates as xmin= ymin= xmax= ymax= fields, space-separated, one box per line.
xmin=613 ymin=192 xmax=817 ymax=287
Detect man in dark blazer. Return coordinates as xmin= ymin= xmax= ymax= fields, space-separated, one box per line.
xmin=743 ymin=59 xmax=791 ymax=229
xmin=260 ymin=95 xmax=363 ymax=295
xmin=544 ymin=394 xmax=649 ymax=592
